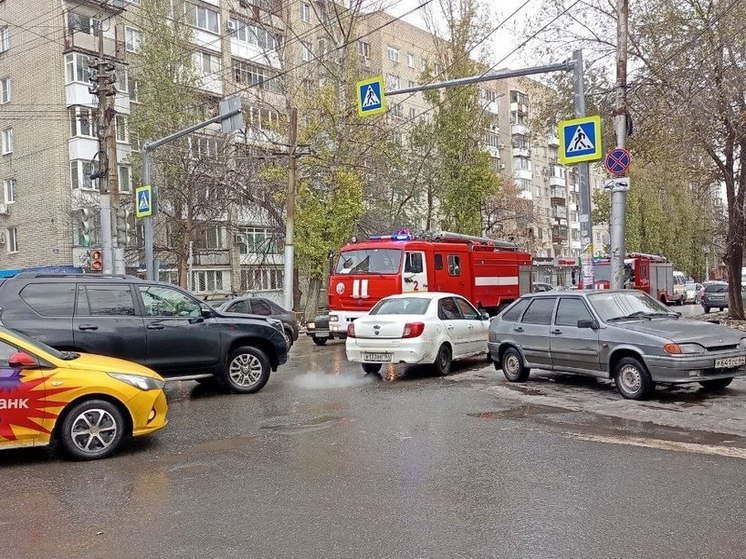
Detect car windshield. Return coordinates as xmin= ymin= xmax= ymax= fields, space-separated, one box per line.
xmin=336 ymin=249 xmax=402 ymax=275
xmin=0 ymin=326 xmax=67 ymax=360
xmin=587 ymin=291 xmax=677 ymax=322
xmin=369 ymin=297 xmax=431 ymax=315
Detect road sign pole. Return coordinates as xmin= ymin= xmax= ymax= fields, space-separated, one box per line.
xmin=573 ymin=50 xmax=595 ymax=290
xmin=143 ymin=147 xmax=154 ymax=281
xmin=610 ymin=0 xmax=629 ymax=290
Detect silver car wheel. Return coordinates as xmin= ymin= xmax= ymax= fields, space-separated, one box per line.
xmin=619 ymin=364 xmax=642 ymax=393
xmin=70 ymin=408 xmax=118 ymax=454
xmin=505 ymin=354 xmax=520 ymax=376
xmin=229 ymin=353 xmax=263 ymax=387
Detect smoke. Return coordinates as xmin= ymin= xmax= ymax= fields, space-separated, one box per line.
xmin=291 ymin=372 xmax=378 ymax=390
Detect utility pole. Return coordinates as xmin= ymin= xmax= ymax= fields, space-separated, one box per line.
xmin=572 ymin=50 xmax=595 ymax=290
xmin=91 ymin=21 xmax=117 ymax=275
xmin=283 ymin=107 xmax=298 ymax=312
xmin=610 ymin=0 xmax=629 ymax=289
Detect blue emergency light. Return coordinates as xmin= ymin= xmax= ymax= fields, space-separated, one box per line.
xmin=368 ymin=229 xmax=412 ymax=241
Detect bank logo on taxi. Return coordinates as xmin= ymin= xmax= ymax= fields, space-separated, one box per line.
xmin=0 ymin=370 xmax=75 ymax=442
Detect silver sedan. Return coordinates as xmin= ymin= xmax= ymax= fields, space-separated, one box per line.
xmin=488 ymin=289 xmax=746 ymax=400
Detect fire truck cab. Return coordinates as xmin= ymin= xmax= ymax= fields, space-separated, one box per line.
xmin=327 ymin=231 xmax=532 ymax=337
xmin=592 ymin=253 xmax=679 ymax=304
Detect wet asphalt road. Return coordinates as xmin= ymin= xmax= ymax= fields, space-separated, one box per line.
xmin=2 ymin=321 xmax=746 ymax=559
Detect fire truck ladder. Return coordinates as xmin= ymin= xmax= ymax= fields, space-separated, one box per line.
xmin=422 ymin=231 xmax=520 ymax=251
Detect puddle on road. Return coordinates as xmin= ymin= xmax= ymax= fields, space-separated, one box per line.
xmin=260 ymin=414 xmax=352 ymax=434
xmin=469 ymin=404 xmax=573 ymax=420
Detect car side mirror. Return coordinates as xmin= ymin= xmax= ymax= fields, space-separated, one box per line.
xmin=8 ymin=351 xmax=36 ymax=368
xmin=481 ymin=312 xmax=490 ymax=321
xmin=201 ymin=306 xmax=215 ymax=319
xmin=577 ymin=319 xmax=597 ymax=329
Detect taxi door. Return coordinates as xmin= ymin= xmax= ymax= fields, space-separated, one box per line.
xmin=402 ymin=251 xmax=428 ymax=293
xmin=0 ymin=340 xmax=49 ymax=448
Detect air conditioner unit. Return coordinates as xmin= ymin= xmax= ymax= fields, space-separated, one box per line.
xmin=0 ymin=204 xmax=7 ymax=215
xmin=227 ymin=20 xmax=237 ymax=32
xmin=499 ymin=163 xmax=506 ymax=170
xmin=234 ymin=234 xmax=244 ymax=245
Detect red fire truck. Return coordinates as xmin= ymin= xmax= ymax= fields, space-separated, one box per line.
xmin=326 ymin=230 xmax=532 ymax=337
xmin=590 ymin=252 xmax=679 ymax=303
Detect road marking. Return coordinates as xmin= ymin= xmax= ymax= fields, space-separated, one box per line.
xmin=566 ymin=433 xmax=746 ymax=460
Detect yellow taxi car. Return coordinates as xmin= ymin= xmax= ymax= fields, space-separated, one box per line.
xmin=0 ymin=326 xmax=167 ymax=460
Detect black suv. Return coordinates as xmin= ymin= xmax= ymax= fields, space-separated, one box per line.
xmin=0 ymin=273 xmax=288 ymax=393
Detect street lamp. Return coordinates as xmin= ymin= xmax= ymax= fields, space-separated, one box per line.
xmin=703 ymin=245 xmax=710 ymax=280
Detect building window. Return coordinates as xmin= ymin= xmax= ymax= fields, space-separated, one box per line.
xmin=513 ymin=156 xmax=531 ymax=171
xmin=229 ymin=18 xmax=278 ymax=51
xmin=197 ymin=226 xmax=227 ymax=250
xmin=64 ymin=52 xmax=93 ymax=84
xmin=247 ymin=105 xmax=280 ymax=131
xmin=512 ymin=134 xmax=529 ymax=150
xmin=387 ymin=46 xmax=399 ymax=63
xmin=3 ymin=178 xmax=15 ymax=204
xmin=118 ymin=165 xmax=131 ymax=193
xmin=193 ymin=51 xmax=222 ymax=76
xmin=301 ymin=41 xmax=312 ymax=62
xmin=122 ymin=69 xmax=139 ymax=102
xmin=385 ymin=73 xmax=400 ymax=90
xmin=233 ymin=60 xmax=280 ymax=91
xmin=407 ymin=52 xmax=415 ymax=68
xmin=238 ymin=226 xmax=279 ymax=254
xmin=240 ymin=267 xmax=283 ymax=291
xmin=0 ymin=26 xmax=9 ymax=53
xmin=70 ymin=159 xmax=97 ymax=190
xmin=69 ymin=107 xmax=98 ymax=138
xmin=186 ymin=2 xmax=220 ymax=33
xmin=484 ymin=131 xmax=499 ymax=148
xmin=192 ymin=270 xmax=226 ymax=292
xmin=0 ymin=78 xmax=10 ymax=104
xmin=510 ymin=90 xmax=529 ymax=105
xmin=125 ymin=27 xmax=142 ymax=52
xmin=390 ymin=103 xmax=403 ymax=117
xmin=115 ymin=115 xmax=128 ymax=143
xmin=300 ymin=2 xmax=311 ymax=22
xmin=358 ymin=40 xmax=370 ymax=59
xmin=6 ymin=226 xmax=18 ymax=253
xmin=67 ymin=11 xmax=100 ymax=36
xmin=420 ymin=56 xmax=428 ymax=69
xmin=409 ymin=107 xmax=416 ymax=119
xmin=1 ymin=128 xmax=12 ymax=155
xmin=188 ymin=135 xmax=219 ymax=159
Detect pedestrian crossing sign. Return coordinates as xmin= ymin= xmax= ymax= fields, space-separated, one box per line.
xmin=558 ymin=115 xmax=603 ymax=165
xmin=135 ymin=185 xmax=154 ymax=218
xmin=356 ymin=76 xmax=386 ymax=117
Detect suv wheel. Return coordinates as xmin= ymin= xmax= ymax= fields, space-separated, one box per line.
xmin=614 ymin=356 xmax=654 ymax=400
xmin=59 ymin=399 xmax=125 ymax=460
xmin=501 ymin=347 xmax=530 ymax=382
xmin=223 ymin=347 xmax=271 ymax=394
xmin=312 ymin=337 xmax=328 ymax=346
xmin=703 ymin=306 xmax=711 ymax=314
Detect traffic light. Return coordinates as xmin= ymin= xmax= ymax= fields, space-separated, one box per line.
xmin=90 ymin=249 xmax=103 ymax=271
xmin=80 ymin=208 xmax=92 ymax=247
xmin=116 ymin=207 xmax=132 ymax=246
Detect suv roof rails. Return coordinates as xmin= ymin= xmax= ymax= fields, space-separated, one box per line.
xmin=12 ymin=272 xmax=143 ymax=281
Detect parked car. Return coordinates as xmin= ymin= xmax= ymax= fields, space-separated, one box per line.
xmin=532 ymin=282 xmax=554 ymax=292
xmin=0 ymin=325 xmax=167 ymax=460
xmin=345 ymin=292 xmax=490 ymax=376
xmin=0 ymin=273 xmax=288 ymax=394
xmin=701 ymin=282 xmax=746 ymax=313
xmin=697 ymin=281 xmax=725 ymax=305
xmin=305 ymin=314 xmax=346 ymax=345
xmin=489 ymin=289 xmax=746 ymax=400
xmin=216 ymin=297 xmax=299 ymax=348
xmin=685 ymin=281 xmax=703 ymax=304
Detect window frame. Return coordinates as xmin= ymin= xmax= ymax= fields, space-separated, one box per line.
xmin=3 ymin=178 xmax=15 ymax=204
xmin=447 ymin=254 xmax=461 ymax=277
xmin=125 ymin=27 xmax=142 ymax=53
xmin=6 ymin=226 xmax=18 ymax=253
xmin=387 ymin=46 xmax=400 ymax=63
xmin=520 ymin=297 xmax=558 ymax=325
xmin=0 ymin=77 xmax=10 ymax=104
xmin=76 ymin=284 xmax=138 ymax=317
xmin=1 ymin=127 xmax=12 ymax=155
xmin=554 ymin=297 xmax=594 ymax=327
xmin=300 ymin=2 xmax=311 ymax=22
xmin=0 ymin=26 xmax=9 ymax=53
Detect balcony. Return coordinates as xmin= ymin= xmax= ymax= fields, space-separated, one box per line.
xmin=550 ymin=196 xmax=566 ymax=207
xmin=485 ymin=145 xmax=500 ymax=158
xmin=66 ymin=83 xmax=98 ymax=108
xmin=514 ymin=168 xmax=533 ymax=181
xmin=512 ymin=146 xmax=530 ymax=158
xmin=552 ymin=206 xmax=568 ymax=220
xmin=63 ymin=27 xmax=125 ymax=59
xmin=549 ymin=175 xmax=566 ymax=187
xmin=511 ymin=123 xmax=529 ymax=136
xmin=510 ymin=101 xmax=529 ymax=116
xmin=548 ymin=135 xmax=560 ymax=147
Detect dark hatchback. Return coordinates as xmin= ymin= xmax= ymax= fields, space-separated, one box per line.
xmin=701 ymin=282 xmax=746 ymax=314
xmin=216 ymin=296 xmax=299 ymax=348
xmin=0 ymin=273 xmax=288 ymax=394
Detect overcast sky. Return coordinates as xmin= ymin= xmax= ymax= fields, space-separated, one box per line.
xmin=387 ymin=0 xmax=540 ymax=68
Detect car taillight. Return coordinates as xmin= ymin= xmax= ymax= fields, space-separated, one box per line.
xmin=402 ymin=322 xmax=425 ymax=338
xmin=347 ymin=323 xmax=356 ymax=338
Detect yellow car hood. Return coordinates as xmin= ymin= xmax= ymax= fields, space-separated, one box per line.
xmin=63 ymin=353 xmax=161 ymax=378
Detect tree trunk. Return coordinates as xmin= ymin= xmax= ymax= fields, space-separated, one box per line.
xmin=726 ymin=222 xmax=744 ymax=319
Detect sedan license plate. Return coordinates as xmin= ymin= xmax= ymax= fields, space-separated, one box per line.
xmin=363 ymin=352 xmax=392 ymax=363
xmin=714 ymin=356 xmax=745 ymax=369
xmin=314 ymin=332 xmax=329 ymax=338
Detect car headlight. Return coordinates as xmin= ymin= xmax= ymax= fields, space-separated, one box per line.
xmin=664 ymin=343 xmax=705 ymax=355
xmin=739 ymin=338 xmax=746 ymax=349
xmin=329 ymin=315 xmax=339 ymax=323
xmin=268 ymin=318 xmax=284 ymax=332
xmin=306 ymin=322 xmax=315 ymax=329
xmin=108 ymin=373 xmax=165 ymax=391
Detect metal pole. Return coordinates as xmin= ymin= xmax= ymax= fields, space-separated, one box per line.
xmin=187 ymin=240 xmax=194 ymax=291
xmin=283 ymin=107 xmax=297 ymax=311
xmin=96 ymin=28 xmax=114 ymax=275
xmin=573 ymin=50 xmax=594 ymax=290
xmin=100 ymin=194 xmax=114 ymax=274
xmin=143 ymin=146 xmax=154 ymax=281
xmin=610 ymin=0 xmax=629 ymax=289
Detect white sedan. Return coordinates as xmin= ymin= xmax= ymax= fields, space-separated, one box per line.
xmin=345 ymin=292 xmax=490 ymax=376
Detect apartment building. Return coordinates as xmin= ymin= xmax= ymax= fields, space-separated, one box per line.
xmin=0 ymin=0 xmax=607 ymax=294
